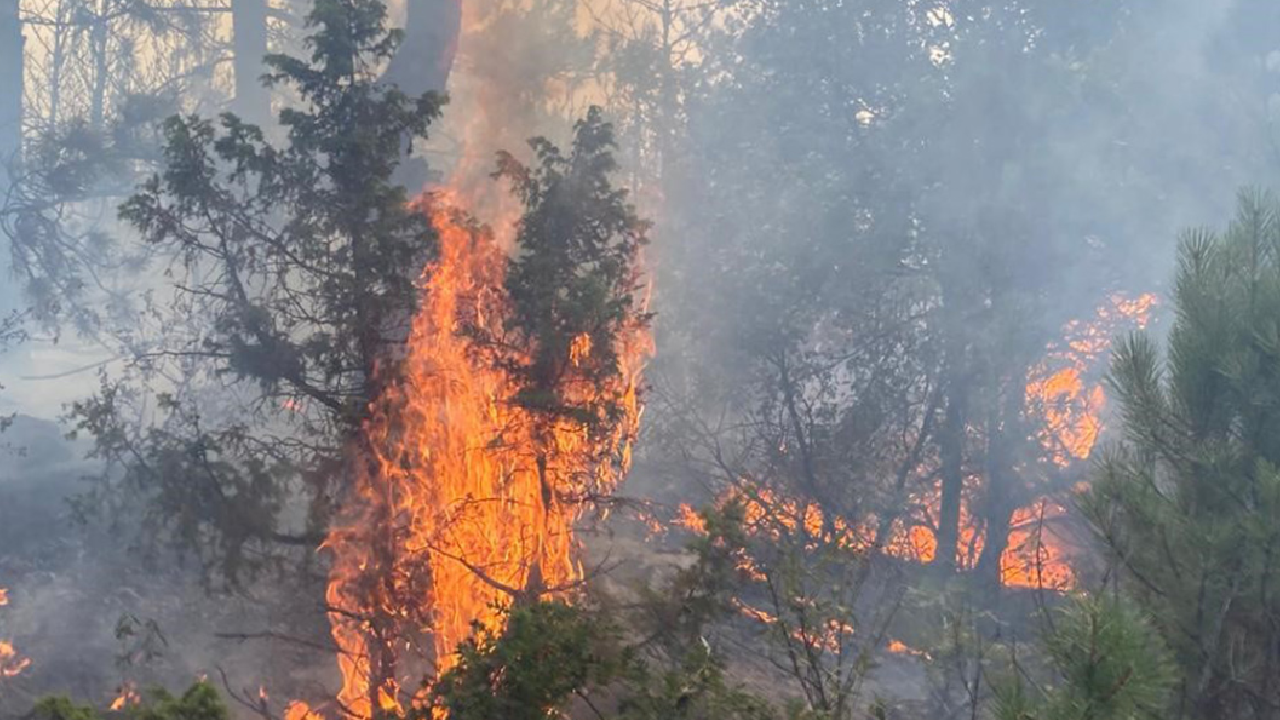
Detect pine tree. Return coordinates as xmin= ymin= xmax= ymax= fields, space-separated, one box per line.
xmin=430 ymin=601 xmax=624 ymax=720
xmin=992 ymin=595 xmax=1174 ymax=720
xmin=72 ymin=0 xmax=444 ymax=581
xmin=1082 ymin=189 xmax=1280 ymax=719
xmin=431 ymin=600 xmax=775 ymax=720
xmin=488 ymin=107 xmax=652 ymax=598
xmin=496 ymin=107 xmax=650 ymax=431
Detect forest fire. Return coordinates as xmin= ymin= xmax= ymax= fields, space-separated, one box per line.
xmin=677 ymin=292 xmax=1158 ymax=594
xmin=322 ymin=196 xmax=646 ymax=716
xmin=998 ymin=291 xmax=1158 ymax=587
xmin=902 ymin=291 xmax=1157 ymax=587
xmin=920 ymin=292 xmax=1155 ymax=587
xmin=1025 ymin=292 xmax=1157 ymax=469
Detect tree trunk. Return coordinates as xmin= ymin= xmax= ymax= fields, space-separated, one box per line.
xmin=232 ymin=0 xmax=270 ymax=126
xmin=934 ymin=378 xmax=966 ymax=572
xmin=383 ymin=0 xmax=461 ymax=97
xmin=522 ymin=446 xmax=552 ymax=605
xmin=934 ymin=314 xmax=969 ymax=573
xmin=0 ymin=0 xmax=20 ymax=186
xmin=384 ymin=0 xmax=461 ymax=192
xmin=0 ymin=0 xmax=22 ymax=314
xmin=48 ymin=2 xmax=66 ymax=129
xmin=657 ymin=0 xmax=675 ymax=191
xmin=90 ymin=3 xmax=108 ymax=129
xmin=974 ymin=374 xmax=1027 ymax=588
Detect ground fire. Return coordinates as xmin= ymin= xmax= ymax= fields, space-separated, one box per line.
xmin=0 ymin=588 xmax=30 ymax=680
xmin=109 ymin=683 xmax=141 ymax=711
xmin=0 ymin=642 xmax=28 ymax=679
xmin=676 ymin=291 xmax=1159 ymax=598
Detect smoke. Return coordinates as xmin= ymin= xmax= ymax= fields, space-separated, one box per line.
xmin=4 ymin=0 xmax=1280 ymax=716
xmin=656 ymin=0 xmax=1280 ymax=397
xmin=0 ymin=416 xmax=336 ymax=715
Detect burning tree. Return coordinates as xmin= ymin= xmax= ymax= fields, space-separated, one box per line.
xmin=323 ymin=111 xmax=652 ymax=717
xmin=71 ymin=0 xmax=443 ymax=578
xmin=62 ymin=0 xmax=652 ymax=712
xmin=492 ymin=107 xmax=653 ymax=598
xmin=58 ymin=0 xmax=445 ymax=707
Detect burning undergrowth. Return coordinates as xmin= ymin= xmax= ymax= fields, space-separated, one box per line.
xmin=671 ymin=290 xmax=1159 ymax=597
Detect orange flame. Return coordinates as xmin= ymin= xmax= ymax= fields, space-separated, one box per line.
xmin=110 ymin=683 xmax=141 ymax=710
xmin=1028 ymin=292 xmax=1158 ymax=467
xmin=0 ymin=641 xmax=29 ymax=678
xmin=0 ymin=587 xmax=29 ymax=679
xmin=320 ymin=5 xmax=658 ymax=711
xmin=886 ymin=639 xmax=932 ymax=660
xmin=1026 ymin=367 xmax=1106 ymax=467
xmin=675 ymin=503 xmax=706 ymax=534
xmin=285 ymin=701 xmax=326 ymax=720
xmin=999 ymin=291 xmax=1157 ymax=588
xmin=323 ymin=193 xmax=649 ymax=715
xmin=678 ymin=293 xmax=1157 ymax=592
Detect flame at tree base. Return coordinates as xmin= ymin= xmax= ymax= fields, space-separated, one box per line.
xmin=324 ymin=194 xmax=648 ymax=718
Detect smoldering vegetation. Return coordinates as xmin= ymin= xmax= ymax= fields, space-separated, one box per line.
xmin=1 ymin=1 xmax=1280 ymax=719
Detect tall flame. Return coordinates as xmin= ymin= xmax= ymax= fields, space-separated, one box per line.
xmin=317 ymin=4 xmax=658 ymax=715
xmin=325 ymin=158 xmax=649 ymax=720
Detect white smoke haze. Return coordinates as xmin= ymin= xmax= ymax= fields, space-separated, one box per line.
xmin=1 ymin=0 xmax=1280 ymax=717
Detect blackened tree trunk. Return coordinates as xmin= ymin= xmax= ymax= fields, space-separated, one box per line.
xmin=934 ymin=378 xmax=966 ymax=573
xmin=933 ymin=289 xmax=971 ymax=574
xmin=974 ymin=372 xmax=1028 ymax=588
